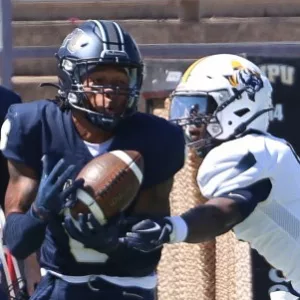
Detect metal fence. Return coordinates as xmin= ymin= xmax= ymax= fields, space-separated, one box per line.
xmin=0 ymin=0 xmax=13 ymax=88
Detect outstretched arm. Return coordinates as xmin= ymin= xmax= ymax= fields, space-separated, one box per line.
xmin=180 ymin=197 xmax=244 ymax=243
xmin=125 ymin=179 xmax=272 ymax=252
xmin=124 ymin=196 xmax=243 ymax=253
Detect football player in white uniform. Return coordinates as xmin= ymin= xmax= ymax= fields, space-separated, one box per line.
xmin=125 ymin=54 xmax=300 ymax=300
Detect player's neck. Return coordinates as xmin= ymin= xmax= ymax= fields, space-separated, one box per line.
xmin=71 ymin=110 xmax=114 ymax=144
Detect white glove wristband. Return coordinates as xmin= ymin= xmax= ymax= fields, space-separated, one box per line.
xmin=165 ymin=216 xmax=188 ymax=243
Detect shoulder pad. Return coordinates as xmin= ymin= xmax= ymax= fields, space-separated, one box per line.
xmin=117 ymin=113 xmax=185 ymax=188
xmin=0 ymin=100 xmax=50 ymax=169
xmin=0 ymin=86 xmax=22 ymax=125
xmin=140 ymin=113 xmax=185 ymax=186
xmin=197 ymin=134 xmax=275 ymax=198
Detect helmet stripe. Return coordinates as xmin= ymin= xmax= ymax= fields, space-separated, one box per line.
xmin=113 ymin=22 xmax=125 ymax=51
xmin=181 ymin=57 xmax=206 ymax=83
xmin=101 ymin=21 xmax=121 ymax=51
xmin=92 ymin=20 xmax=108 ymax=54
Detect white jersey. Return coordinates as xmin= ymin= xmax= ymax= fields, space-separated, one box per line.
xmin=197 ymin=132 xmax=300 ymax=292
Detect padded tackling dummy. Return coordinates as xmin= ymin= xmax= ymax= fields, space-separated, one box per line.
xmin=154 ymin=98 xmax=252 ymax=300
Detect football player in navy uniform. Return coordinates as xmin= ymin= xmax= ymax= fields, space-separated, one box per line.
xmin=125 ymin=54 xmax=300 ymax=300
xmin=0 ymin=20 xmax=185 ymax=300
xmin=0 ymin=87 xmax=22 ymax=300
xmin=0 ymin=86 xmax=21 ymax=208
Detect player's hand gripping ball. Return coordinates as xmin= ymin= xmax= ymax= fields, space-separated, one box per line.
xmin=68 ymin=150 xmax=144 ymax=225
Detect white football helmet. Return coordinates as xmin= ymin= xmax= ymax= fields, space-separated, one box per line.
xmin=170 ymin=54 xmax=273 ymax=155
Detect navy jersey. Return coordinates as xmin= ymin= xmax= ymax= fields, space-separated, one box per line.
xmin=1 ymin=99 xmax=185 ymax=277
xmin=0 ymin=86 xmax=22 ymax=208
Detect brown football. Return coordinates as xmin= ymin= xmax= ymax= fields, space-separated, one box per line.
xmin=70 ymin=150 xmax=144 ymax=224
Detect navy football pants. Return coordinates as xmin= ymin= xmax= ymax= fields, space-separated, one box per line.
xmin=30 ymin=273 xmax=156 ymax=300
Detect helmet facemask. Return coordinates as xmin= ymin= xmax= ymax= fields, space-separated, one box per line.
xmin=169 ymin=92 xmax=219 ymax=157
xmin=58 ymin=57 xmax=142 ymax=131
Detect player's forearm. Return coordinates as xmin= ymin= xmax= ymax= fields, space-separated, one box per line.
xmin=4 ymin=211 xmax=47 ymax=259
xmin=180 ymin=206 xmax=230 ymax=243
xmin=179 ymin=198 xmax=243 ymax=244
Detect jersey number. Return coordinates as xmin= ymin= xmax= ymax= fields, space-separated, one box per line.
xmin=64 ymin=212 xmax=109 ymax=263
xmin=68 ymin=236 xmax=109 ymax=263
xmin=0 ymin=119 xmax=11 ymax=151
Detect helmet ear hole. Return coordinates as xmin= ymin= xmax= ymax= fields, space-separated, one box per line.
xmin=234 ymin=108 xmax=250 ymax=117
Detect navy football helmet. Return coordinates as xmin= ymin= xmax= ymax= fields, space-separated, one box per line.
xmin=54 ymin=20 xmax=143 ymax=131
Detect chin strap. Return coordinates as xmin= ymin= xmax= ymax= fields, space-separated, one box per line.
xmin=86 ymin=112 xmax=120 ymax=132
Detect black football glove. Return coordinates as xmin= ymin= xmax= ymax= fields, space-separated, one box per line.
xmin=31 ymin=155 xmax=84 ymax=222
xmin=124 ymin=218 xmax=173 ymax=253
xmin=63 ymin=213 xmax=121 ymax=253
